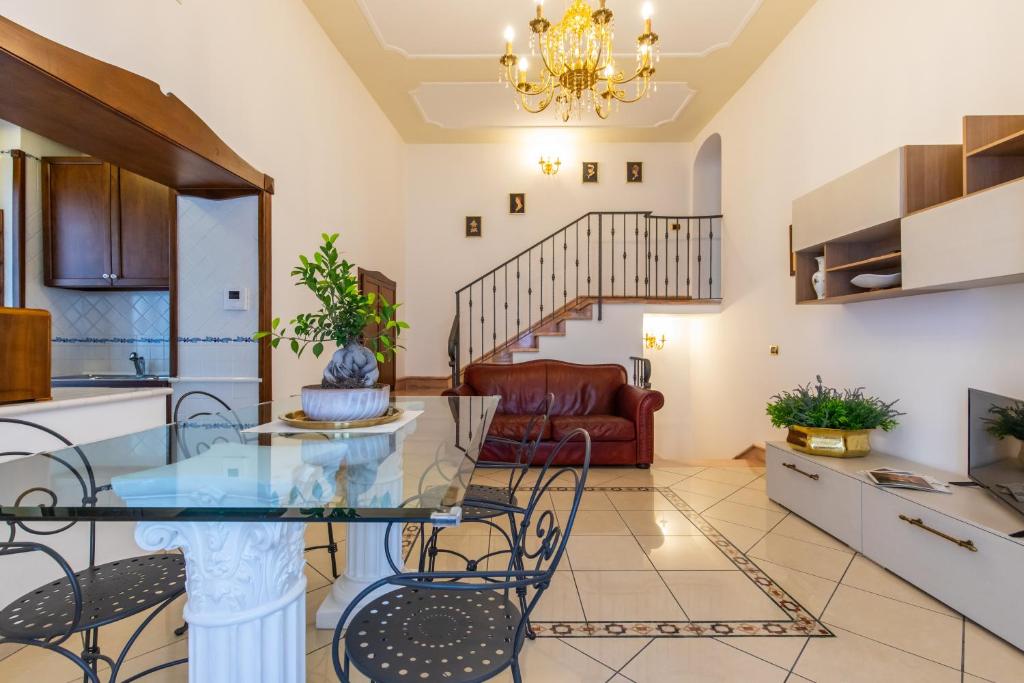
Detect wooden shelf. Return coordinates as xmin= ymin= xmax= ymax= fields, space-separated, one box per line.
xmin=967 ymin=128 xmax=1024 ymax=158
xmin=826 ymin=251 xmax=901 ymax=272
xmin=798 ymin=287 xmax=907 ymax=305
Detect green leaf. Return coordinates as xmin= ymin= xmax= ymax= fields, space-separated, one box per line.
xmin=272 ymin=317 xmax=280 ymax=329
xmin=312 ymin=342 xmax=324 ymax=358
xmin=397 ymin=321 xmax=410 ymax=329
xmin=290 ymin=339 xmax=300 ymax=355
xmin=375 ymin=351 xmax=385 ymax=363
xmin=253 ymin=331 xmax=270 ymax=340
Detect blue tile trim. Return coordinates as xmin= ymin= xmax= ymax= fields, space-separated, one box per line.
xmin=52 ymin=336 xmax=256 ymax=344
xmin=178 ymin=336 xmax=257 ymax=344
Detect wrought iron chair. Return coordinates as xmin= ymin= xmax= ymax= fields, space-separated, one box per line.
xmin=332 ymin=427 xmax=592 ymax=683
xmin=0 ymin=418 xmax=187 ymax=683
xmin=172 ymin=391 xmax=341 ymax=579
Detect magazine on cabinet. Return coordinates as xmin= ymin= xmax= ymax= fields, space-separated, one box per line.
xmin=861 ymin=468 xmax=951 ymax=494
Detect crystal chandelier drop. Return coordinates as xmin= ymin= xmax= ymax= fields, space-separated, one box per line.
xmin=499 ymin=0 xmax=659 ymax=122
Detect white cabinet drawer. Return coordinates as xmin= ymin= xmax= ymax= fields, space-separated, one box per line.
xmin=862 ymin=485 xmax=1024 ymax=651
xmin=766 ymin=446 xmax=861 ymax=550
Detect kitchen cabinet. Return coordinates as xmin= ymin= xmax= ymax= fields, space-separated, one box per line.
xmin=43 ymin=157 xmax=174 ymax=290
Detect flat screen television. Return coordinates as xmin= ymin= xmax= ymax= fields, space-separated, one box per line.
xmin=968 ymin=388 xmax=1024 ymax=518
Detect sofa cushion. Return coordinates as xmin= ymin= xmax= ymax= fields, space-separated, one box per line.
xmin=464 ymin=362 xmax=548 ymax=415
xmin=545 ymin=362 xmax=626 ymax=416
xmin=550 ymin=415 xmax=635 ymax=442
xmin=488 ymin=413 xmax=552 ymax=441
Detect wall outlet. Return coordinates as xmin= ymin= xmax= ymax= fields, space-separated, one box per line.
xmin=224 ymin=288 xmax=249 ymax=311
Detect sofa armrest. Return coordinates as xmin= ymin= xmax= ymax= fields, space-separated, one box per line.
xmin=442 ymin=384 xmax=476 ymax=397
xmin=616 ymin=384 xmax=665 ymax=465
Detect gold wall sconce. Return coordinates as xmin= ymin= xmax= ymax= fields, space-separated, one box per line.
xmin=539 ymin=156 xmax=562 ymax=176
xmin=643 ymin=333 xmax=666 ymax=350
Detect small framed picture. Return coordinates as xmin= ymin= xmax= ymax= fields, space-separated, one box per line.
xmin=627 ymin=162 xmax=643 ymax=183
xmin=466 ymin=216 xmax=482 ymax=237
xmin=509 ymin=193 xmax=526 ymax=214
xmin=582 ymin=161 xmax=599 ymax=183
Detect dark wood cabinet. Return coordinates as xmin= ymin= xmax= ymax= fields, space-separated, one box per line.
xmin=358 ymin=269 xmax=398 ymax=389
xmin=43 ymin=157 xmax=174 ymax=290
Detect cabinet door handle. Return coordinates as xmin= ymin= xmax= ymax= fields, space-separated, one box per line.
xmin=899 ymin=514 xmax=977 ymax=552
xmin=102 ymin=273 xmax=110 ymax=279
xmin=110 ymin=274 xmax=119 ymax=280
xmin=782 ymin=462 xmax=819 ymax=480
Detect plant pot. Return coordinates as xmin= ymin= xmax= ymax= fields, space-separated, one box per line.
xmin=300 ymin=384 xmax=390 ymax=421
xmin=786 ymin=425 xmax=872 ymax=458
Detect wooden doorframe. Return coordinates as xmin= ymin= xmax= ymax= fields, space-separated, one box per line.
xmin=358 ymin=268 xmax=397 ymax=389
xmin=8 ymin=148 xmax=26 ymax=307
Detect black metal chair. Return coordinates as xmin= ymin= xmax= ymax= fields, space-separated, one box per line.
xmin=332 ymin=427 xmax=592 ymax=683
xmin=0 ymin=418 xmax=187 ymax=683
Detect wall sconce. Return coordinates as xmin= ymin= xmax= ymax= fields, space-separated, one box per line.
xmin=539 ymin=156 xmax=561 ymax=176
xmin=643 ymin=333 xmax=666 ymax=350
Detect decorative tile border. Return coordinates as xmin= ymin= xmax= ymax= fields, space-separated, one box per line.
xmin=52 ymin=336 xmax=255 ymax=344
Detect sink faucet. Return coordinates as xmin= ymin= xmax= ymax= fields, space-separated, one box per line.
xmin=129 ymin=352 xmax=146 ymax=377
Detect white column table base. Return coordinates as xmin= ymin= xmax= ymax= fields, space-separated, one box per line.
xmin=315 ymin=520 xmax=403 ymax=629
xmin=136 ymin=521 xmax=307 ymax=683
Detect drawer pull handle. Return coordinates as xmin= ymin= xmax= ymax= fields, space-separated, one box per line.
xmin=782 ymin=462 xmax=819 ymax=480
xmin=899 ymin=514 xmax=977 ymax=552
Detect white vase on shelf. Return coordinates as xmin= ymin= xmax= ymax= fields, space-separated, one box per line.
xmin=812 ymin=256 xmax=826 ymax=300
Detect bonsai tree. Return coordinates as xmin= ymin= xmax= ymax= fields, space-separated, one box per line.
xmin=983 ymin=401 xmax=1024 ymax=441
xmin=766 ymin=376 xmax=903 ymax=431
xmin=254 ymin=233 xmax=408 ymax=389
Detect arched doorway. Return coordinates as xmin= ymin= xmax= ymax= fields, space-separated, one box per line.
xmin=693 ymin=133 xmax=722 ymax=215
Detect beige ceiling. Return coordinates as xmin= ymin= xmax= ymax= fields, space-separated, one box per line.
xmin=304 ymin=0 xmax=816 ymax=143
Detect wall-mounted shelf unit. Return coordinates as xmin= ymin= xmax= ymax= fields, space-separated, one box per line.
xmin=793 ymin=115 xmax=1024 ymax=305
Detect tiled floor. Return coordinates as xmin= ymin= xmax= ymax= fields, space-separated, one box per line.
xmin=2 ymin=459 xmax=1023 ymax=682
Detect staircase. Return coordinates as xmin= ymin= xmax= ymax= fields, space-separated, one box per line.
xmin=448 ymin=211 xmax=723 ymax=384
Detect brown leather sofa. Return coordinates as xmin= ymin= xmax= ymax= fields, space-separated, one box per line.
xmin=444 ymin=359 xmax=664 ymax=468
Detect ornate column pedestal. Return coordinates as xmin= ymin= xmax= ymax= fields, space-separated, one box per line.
xmin=136 ymin=521 xmax=307 ymax=683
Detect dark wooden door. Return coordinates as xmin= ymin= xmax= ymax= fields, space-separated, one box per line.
xmin=113 ymin=168 xmax=172 ymax=289
xmin=358 ymin=269 xmax=397 ymax=389
xmin=42 ymin=157 xmax=113 ymax=288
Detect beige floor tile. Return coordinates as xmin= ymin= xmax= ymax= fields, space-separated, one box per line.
xmin=2 ymin=641 xmax=106 ymax=683
xmin=701 ymin=518 xmax=768 ymax=552
xmin=529 ymin=570 xmax=586 ymax=621
xmin=573 ymin=571 xmax=686 ymax=621
xmin=489 ymin=637 xmax=617 ymax=683
xmin=787 ymin=676 xmax=815 ymax=683
xmin=582 ymin=468 xmax=632 ymax=486
xmin=556 ymin=509 xmax=631 ymax=535
xmin=618 ymin=509 xmax=702 ymax=536
xmin=307 ymin=643 xmax=371 ymax=682
xmin=794 ymin=624 xmax=961 ymax=683
xmin=606 ymin=490 xmax=676 ymax=511
xmin=562 ymin=637 xmax=651 ymax=670
xmin=428 ymin=535 xmax=492 ymax=571
xmin=622 ymin=637 xmax=789 ymax=683
xmin=963 ymin=620 xmax=1024 ymax=683
xmin=725 ymin=486 xmax=786 ymax=512
xmin=749 ymin=558 xmax=838 ymax=618
xmin=841 ymin=555 xmax=956 ymax=617
xmin=821 ymin=585 xmax=963 ymax=669
xmin=91 ymin=640 xmax=189 ymax=683
xmin=669 ymin=488 xmax=723 ymax=512
xmin=661 ymin=571 xmax=789 ymax=621
xmin=748 ymin=533 xmax=853 ymax=581
xmin=635 ymin=535 xmax=737 ymax=571
xmin=567 ymin=535 xmax=655 ymax=570
xmin=703 ymin=500 xmax=788 ymax=532
xmin=769 ymin=515 xmax=850 ymax=552
xmin=715 ymin=636 xmax=808 ymax=670
xmin=655 ymin=466 xmax=706 ymax=477
xmin=604 ymin=469 xmax=690 ymax=488
xmin=696 ymin=468 xmax=763 ymax=487
xmin=550 ymin=489 xmax=616 ymax=510
xmin=745 ymin=476 xmax=768 ymax=491
xmin=672 ymin=475 xmax=741 ymax=499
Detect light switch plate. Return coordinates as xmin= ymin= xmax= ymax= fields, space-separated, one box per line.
xmin=224 ymin=288 xmax=249 ymax=311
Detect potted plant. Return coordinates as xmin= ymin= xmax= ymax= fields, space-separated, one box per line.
xmin=254 ymin=233 xmax=408 ymax=421
xmin=766 ymin=376 xmax=903 ymax=457
xmin=983 ymin=401 xmax=1024 ymax=466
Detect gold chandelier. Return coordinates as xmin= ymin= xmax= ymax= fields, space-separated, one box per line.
xmin=500 ymin=0 xmax=659 ymax=121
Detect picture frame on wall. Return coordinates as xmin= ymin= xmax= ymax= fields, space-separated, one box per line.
xmin=509 ymin=193 xmax=526 ymax=214
xmin=627 ymin=161 xmax=643 ymax=183
xmin=582 ymin=161 xmax=599 ymax=183
xmin=466 ymin=216 xmax=482 ymax=237
xmin=788 ymin=224 xmax=796 ymax=276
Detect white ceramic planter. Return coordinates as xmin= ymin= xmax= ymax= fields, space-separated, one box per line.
xmin=301 ymin=384 xmax=390 ymax=421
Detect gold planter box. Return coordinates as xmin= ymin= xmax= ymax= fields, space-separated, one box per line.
xmin=786 ymin=426 xmax=872 ymax=458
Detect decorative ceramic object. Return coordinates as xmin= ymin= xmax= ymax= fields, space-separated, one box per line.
xmin=300 ymin=384 xmax=390 ymax=422
xmin=812 ymin=256 xmax=826 ymax=299
xmin=850 ymin=272 xmax=902 ymax=290
xmin=786 ymin=425 xmax=872 ymax=458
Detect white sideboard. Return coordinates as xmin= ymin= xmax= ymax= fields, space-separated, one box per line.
xmin=766 ymin=442 xmax=1024 ymax=650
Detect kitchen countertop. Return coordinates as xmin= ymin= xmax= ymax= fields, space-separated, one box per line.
xmin=0 ymin=386 xmax=172 ymax=418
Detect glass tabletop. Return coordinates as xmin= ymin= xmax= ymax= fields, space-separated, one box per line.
xmin=0 ymin=396 xmax=499 ymax=523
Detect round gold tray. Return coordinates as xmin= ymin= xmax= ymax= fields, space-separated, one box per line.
xmin=279 ymin=406 xmax=403 ymax=430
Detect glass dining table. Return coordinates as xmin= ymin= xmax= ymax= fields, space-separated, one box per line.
xmin=0 ymin=395 xmax=499 ymax=683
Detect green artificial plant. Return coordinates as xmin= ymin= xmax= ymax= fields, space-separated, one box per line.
xmin=982 ymin=401 xmax=1024 ymax=441
xmin=766 ymin=376 xmax=904 ymax=432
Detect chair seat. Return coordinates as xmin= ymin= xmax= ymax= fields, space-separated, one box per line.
xmin=0 ymin=554 xmax=186 ymax=641
xmin=488 ymin=414 xmax=551 ymax=441
xmin=345 ymin=586 xmax=520 ymax=683
xmin=550 ymin=415 xmax=635 ymax=442
xmin=462 ymin=484 xmax=518 ymax=520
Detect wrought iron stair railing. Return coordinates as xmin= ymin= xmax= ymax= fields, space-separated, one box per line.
xmin=448 ymin=211 xmax=722 ymax=384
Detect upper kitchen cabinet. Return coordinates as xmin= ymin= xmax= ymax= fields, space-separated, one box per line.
xmin=43 ymin=157 xmax=173 ymax=290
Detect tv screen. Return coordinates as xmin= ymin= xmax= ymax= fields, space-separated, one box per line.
xmin=968 ymin=388 xmax=1024 ymax=518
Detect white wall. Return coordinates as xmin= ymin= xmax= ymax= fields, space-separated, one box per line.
xmin=0 ymin=0 xmax=408 ymax=393
xmin=683 ymin=0 xmax=1024 ymax=471
xmin=403 ymin=137 xmax=691 ymax=376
